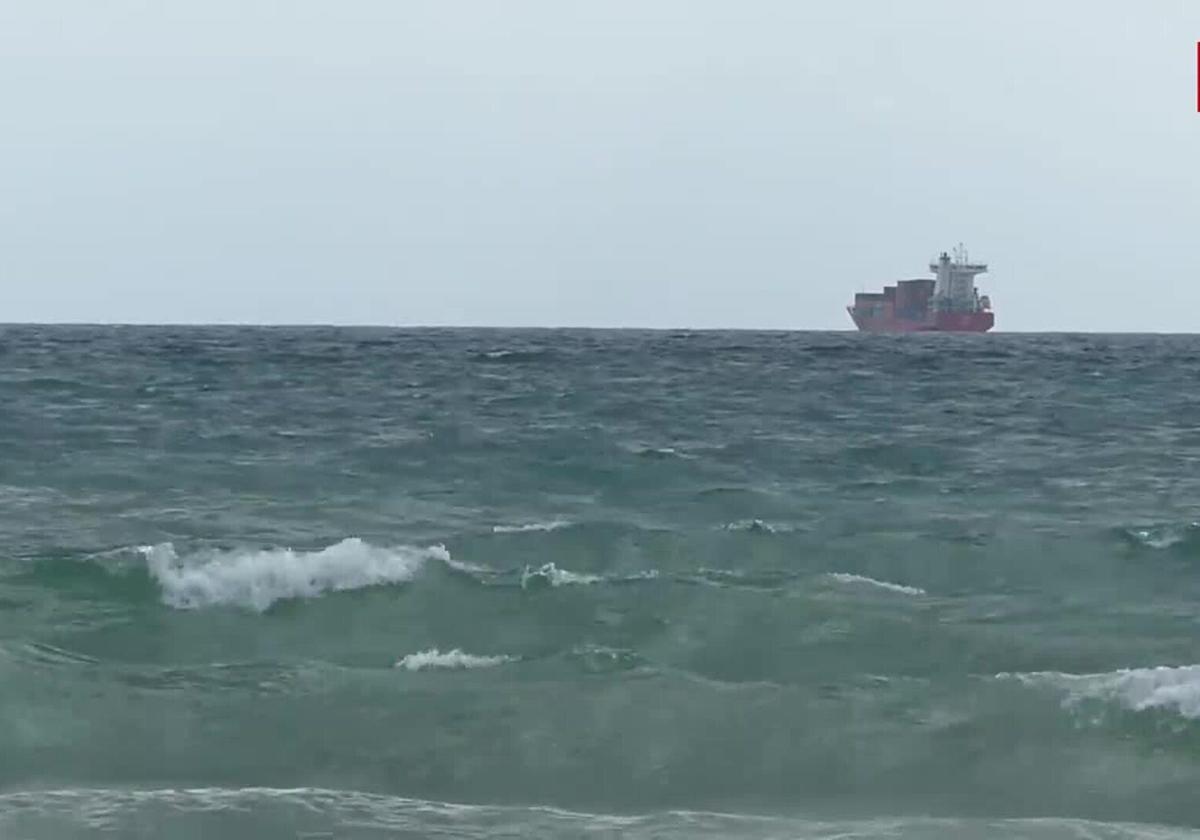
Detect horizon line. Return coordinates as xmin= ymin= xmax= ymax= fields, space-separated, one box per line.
xmin=1 ymin=322 xmax=1195 ymax=335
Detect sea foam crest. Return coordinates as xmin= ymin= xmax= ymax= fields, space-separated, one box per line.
xmin=491 ymin=520 xmax=570 ymax=534
xmin=1124 ymin=523 xmax=1198 ymax=550
xmin=828 ymin=572 xmax=926 ymax=596
xmin=520 ymin=562 xmax=603 ymax=588
xmin=394 ymin=648 xmax=514 ymax=671
xmin=141 ymin=538 xmax=445 ymax=611
xmin=1003 ymin=664 xmax=1200 ymax=719
xmin=518 ymin=562 xmax=659 ymax=589
xmin=722 ymin=519 xmax=790 ymax=534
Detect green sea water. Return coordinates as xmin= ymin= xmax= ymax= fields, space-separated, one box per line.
xmin=2 ymin=326 xmax=1200 ymax=838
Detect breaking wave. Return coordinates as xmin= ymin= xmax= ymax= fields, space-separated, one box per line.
xmin=1001 ymin=664 xmax=1200 ymax=719
xmin=113 ymin=542 xmax=931 ymax=607
xmin=473 ymin=348 xmax=552 ymax=363
xmin=1121 ymin=522 xmax=1200 ymax=551
xmin=394 ymin=648 xmax=514 ymax=671
xmin=141 ymin=539 xmax=446 ymax=611
xmin=1 ymin=787 xmax=1195 ymax=839
xmin=519 ymin=562 xmax=659 ymax=589
xmin=630 ymin=445 xmax=691 ymax=460
xmin=519 ymin=562 xmax=603 ymax=588
xmin=491 ymin=520 xmax=571 ymax=534
xmin=828 ymin=572 xmax=926 ymax=596
xmin=720 ymin=519 xmax=796 ymax=534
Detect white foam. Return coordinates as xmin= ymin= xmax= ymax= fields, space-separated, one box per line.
xmin=1002 ymin=664 xmax=1200 ymax=719
xmin=828 ymin=572 xmax=926 ymax=596
xmin=637 ymin=446 xmax=681 ymax=457
xmin=1143 ymin=534 xmax=1184 ymax=549
xmin=141 ymin=538 xmax=445 ymax=611
xmin=1127 ymin=525 xmax=1193 ymax=549
xmin=491 ymin=520 xmax=570 ymax=534
xmin=394 ymin=648 xmax=514 ymax=671
xmin=520 ymin=562 xmax=603 ymax=588
xmin=518 ymin=562 xmax=658 ymax=589
xmin=722 ymin=519 xmax=794 ymax=534
xmin=438 ymin=554 xmax=494 ymax=576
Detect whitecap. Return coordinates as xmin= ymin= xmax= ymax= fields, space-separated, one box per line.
xmin=140 ymin=538 xmax=445 ymax=612
xmin=491 ymin=520 xmax=570 ymax=534
xmin=437 ymin=554 xmax=495 ymax=577
xmin=828 ymin=572 xmax=926 ymax=596
xmin=476 ymin=349 xmax=546 ymax=362
xmin=518 ymin=563 xmax=658 ymax=589
xmin=721 ymin=519 xmax=793 ymax=534
xmin=1142 ymin=533 xmax=1185 ymax=549
xmin=520 ymin=562 xmax=603 ymax=588
xmin=1000 ymin=664 xmax=1200 ymax=719
xmin=634 ymin=446 xmax=683 ymax=458
xmin=1124 ymin=524 xmax=1195 ymax=550
xmin=394 ymin=648 xmax=514 ymax=671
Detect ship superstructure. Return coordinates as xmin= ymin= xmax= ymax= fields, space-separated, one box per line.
xmin=847 ymin=245 xmax=994 ymax=332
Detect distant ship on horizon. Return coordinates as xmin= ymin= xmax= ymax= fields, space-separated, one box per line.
xmin=847 ymin=245 xmax=994 ymax=332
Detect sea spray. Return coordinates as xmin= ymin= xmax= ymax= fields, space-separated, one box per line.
xmin=394 ymin=649 xmax=515 ymax=671
xmin=141 ymin=539 xmax=447 ymax=611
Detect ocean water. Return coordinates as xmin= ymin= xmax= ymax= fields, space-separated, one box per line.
xmin=3 ymin=325 xmax=1200 ymax=839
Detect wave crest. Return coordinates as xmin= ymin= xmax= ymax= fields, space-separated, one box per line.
xmin=491 ymin=520 xmax=570 ymax=534
xmin=520 ymin=562 xmax=603 ymax=588
xmin=828 ymin=572 xmax=926 ymax=596
xmin=1120 ymin=522 xmax=1200 ymax=550
xmin=141 ymin=538 xmax=445 ymax=611
xmin=394 ymin=649 xmax=514 ymax=671
xmin=518 ymin=563 xmax=659 ymax=589
xmin=473 ymin=349 xmax=551 ymax=363
xmin=1002 ymin=664 xmax=1200 ymax=719
xmin=721 ymin=519 xmax=795 ymax=534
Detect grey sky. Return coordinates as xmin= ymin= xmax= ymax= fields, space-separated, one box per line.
xmin=2 ymin=0 xmax=1198 ymax=330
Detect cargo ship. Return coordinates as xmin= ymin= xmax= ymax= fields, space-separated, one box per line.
xmin=847 ymin=246 xmax=994 ymax=332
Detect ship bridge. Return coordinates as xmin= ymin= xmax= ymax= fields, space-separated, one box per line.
xmin=931 ymin=244 xmax=989 ymax=313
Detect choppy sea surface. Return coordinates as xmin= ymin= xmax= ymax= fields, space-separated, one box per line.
xmin=2 ymin=326 xmax=1200 ymax=839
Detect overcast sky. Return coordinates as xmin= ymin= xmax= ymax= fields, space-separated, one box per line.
xmin=2 ymin=1 xmax=1198 ymax=330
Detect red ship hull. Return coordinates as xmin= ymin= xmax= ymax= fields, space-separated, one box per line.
xmin=847 ymin=308 xmax=994 ymax=333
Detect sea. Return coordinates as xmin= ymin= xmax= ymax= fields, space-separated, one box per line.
xmin=2 ymin=325 xmax=1200 ymax=839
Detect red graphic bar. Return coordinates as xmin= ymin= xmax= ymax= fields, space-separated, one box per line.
xmin=1197 ymin=42 xmax=1199 ymax=111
